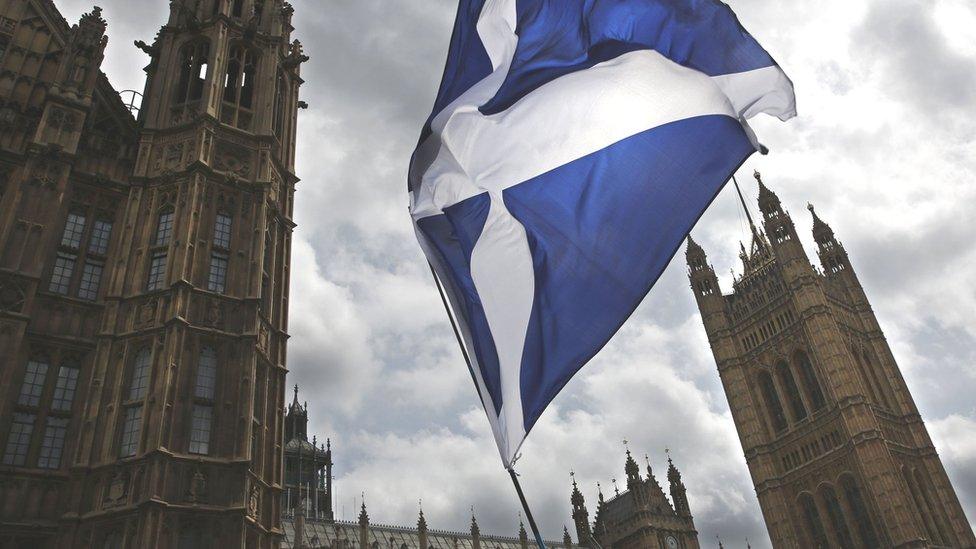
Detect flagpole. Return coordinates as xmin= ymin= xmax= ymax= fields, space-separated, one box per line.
xmin=509 ymin=468 xmax=548 ymax=549
xmin=425 ymin=260 xmax=547 ymax=549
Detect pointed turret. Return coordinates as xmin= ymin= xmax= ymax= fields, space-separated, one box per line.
xmin=285 ymin=385 xmax=308 ymax=442
xmin=358 ymin=496 xmax=369 ymax=548
xmin=808 ymin=203 xmax=853 ymax=278
xmin=518 ymin=516 xmax=529 ymax=548
xmin=624 ymin=447 xmax=642 ymax=490
xmin=755 ymin=170 xmax=782 ymax=217
xmin=418 ymin=502 xmax=429 ymax=549
xmin=471 ymin=511 xmax=481 ymax=549
xmin=668 ymin=456 xmax=692 ymax=518
xmin=686 ymin=236 xmax=721 ymax=300
xmin=571 ymin=473 xmax=592 ymax=544
xmin=563 ymin=526 xmax=574 ymax=547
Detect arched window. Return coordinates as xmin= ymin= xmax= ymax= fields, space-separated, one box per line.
xmin=840 ymin=475 xmax=879 ymax=547
xmin=799 ymin=493 xmax=828 ymax=548
xmin=794 ymin=351 xmax=825 ymax=411
xmin=221 ymin=46 xmax=258 ymax=130
xmin=821 ymin=485 xmax=855 ymax=547
xmin=863 ymin=350 xmax=896 ymax=411
xmin=904 ymin=466 xmax=941 ymax=544
xmin=272 ymin=71 xmax=287 ymax=138
xmin=174 ymin=41 xmax=210 ymax=105
xmin=915 ymin=468 xmax=953 ymax=545
xmin=777 ymin=361 xmax=807 ymax=421
xmin=231 ymin=0 xmax=244 ymax=17
xmin=102 ymin=531 xmax=123 ymax=549
xmin=758 ymin=372 xmax=787 ymax=433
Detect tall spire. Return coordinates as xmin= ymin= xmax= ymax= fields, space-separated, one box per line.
xmin=755 ymin=170 xmax=782 ymax=217
xmin=667 ymin=454 xmax=691 ymax=518
xmin=808 ymin=203 xmax=835 ymax=245
xmin=563 ymin=526 xmax=573 ymax=546
xmin=624 ymin=441 xmax=641 ymax=490
xmin=570 ymin=471 xmax=592 ymax=544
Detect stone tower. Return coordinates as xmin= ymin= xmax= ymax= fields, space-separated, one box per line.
xmin=0 ymin=0 xmax=306 ymax=547
xmin=573 ymin=448 xmax=700 ymax=549
xmin=686 ymin=171 xmax=975 ymax=548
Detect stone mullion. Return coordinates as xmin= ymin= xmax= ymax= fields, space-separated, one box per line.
xmin=811 ymin=492 xmax=843 ymax=549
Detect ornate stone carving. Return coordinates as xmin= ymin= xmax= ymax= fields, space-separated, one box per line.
xmin=187 ymin=467 xmax=207 ymax=503
xmin=0 ymin=274 xmax=27 ymax=313
xmin=137 ymin=299 xmax=156 ymax=327
xmin=248 ymin=485 xmax=260 ymax=517
xmin=214 ymin=141 xmax=253 ymax=180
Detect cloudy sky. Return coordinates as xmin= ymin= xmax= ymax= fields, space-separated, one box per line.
xmin=58 ymin=0 xmax=976 ymax=545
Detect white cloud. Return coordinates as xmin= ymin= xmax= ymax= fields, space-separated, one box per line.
xmin=71 ymin=0 xmax=976 ymax=545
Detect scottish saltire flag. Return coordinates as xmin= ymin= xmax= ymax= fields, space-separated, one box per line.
xmin=409 ymin=0 xmax=795 ymax=466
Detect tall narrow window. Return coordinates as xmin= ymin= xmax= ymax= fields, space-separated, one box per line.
xmin=61 ymin=212 xmax=87 ymax=248
xmin=840 ymin=475 xmax=879 ymax=547
xmin=231 ymin=0 xmax=243 ymax=17
xmin=174 ymin=42 xmax=210 ymax=104
xmin=155 ymin=210 xmax=175 ymax=246
xmin=49 ymin=253 xmax=76 ymax=294
xmin=119 ymin=406 xmax=142 ymax=457
xmin=778 ymin=361 xmax=807 ymax=421
xmin=272 ymin=72 xmax=286 ymax=137
xmin=51 ymin=364 xmax=80 ymax=411
xmin=78 ymin=260 xmax=104 ymax=300
xmin=88 ymin=219 xmax=113 ymax=255
xmin=795 ymin=351 xmax=826 ymax=411
xmin=129 ymin=348 xmax=152 ymax=400
xmin=822 ymin=486 xmax=855 ymax=547
xmin=37 ymin=417 xmax=69 ymax=469
xmin=759 ymin=372 xmax=788 ymax=433
xmin=208 ymin=253 xmax=228 ymax=293
xmin=213 ymin=213 xmax=232 ymax=249
xmin=147 ymin=252 xmax=167 ymax=291
xmin=189 ymin=405 xmax=213 ymax=455
xmin=2 ymin=413 xmax=36 ymax=466
xmin=221 ymin=46 xmax=258 ymax=130
xmin=800 ymin=494 xmax=828 ymax=548
xmin=18 ymin=359 xmax=49 ymax=407
xmin=195 ymin=346 xmax=217 ymax=399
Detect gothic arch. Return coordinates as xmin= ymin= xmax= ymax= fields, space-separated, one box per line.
xmin=757 ymin=370 xmax=787 ymax=434
xmin=174 ymin=40 xmax=211 ymax=105
xmin=914 ymin=466 xmax=954 ymax=546
xmin=792 ymin=350 xmax=825 ymax=411
xmin=818 ymin=482 xmax=855 ymax=548
xmin=796 ymin=491 xmax=828 ymax=548
xmin=838 ymin=472 xmax=880 ymax=547
xmin=776 ymin=360 xmax=807 ymax=422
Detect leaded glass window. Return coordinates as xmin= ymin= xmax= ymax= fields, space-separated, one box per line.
xmin=208 ymin=253 xmax=228 ymax=293
xmin=195 ymin=346 xmax=217 ymax=400
xmin=49 ymin=253 xmax=76 ymax=294
xmin=52 ymin=365 xmax=80 ymax=411
xmin=18 ymin=360 xmax=48 ymax=407
xmin=37 ymin=417 xmax=69 ymax=469
xmin=129 ymin=348 xmax=151 ymax=400
xmin=88 ymin=219 xmax=113 ymax=255
xmin=119 ymin=406 xmax=142 ymax=457
xmin=213 ymin=213 xmax=232 ymax=249
xmin=2 ymin=413 xmax=36 ymax=466
xmin=147 ymin=252 xmax=167 ymax=290
xmin=61 ymin=212 xmax=87 ymax=249
xmin=189 ymin=405 xmax=213 ymax=455
xmin=78 ymin=260 xmax=104 ymax=300
xmin=155 ymin=210 xmax=175 ymax=246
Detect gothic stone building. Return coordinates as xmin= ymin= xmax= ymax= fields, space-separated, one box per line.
xmin=570 ymin=448 xmax=699 ymax=549
xmin=278 ymin=388 xmax=573 ymax=549
xmin=0 ymin=0 xmax=306 ymax=547
xmin=686 ymin=171 xmax=976 ymax=548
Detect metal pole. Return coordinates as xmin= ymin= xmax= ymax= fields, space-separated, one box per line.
xmin=508 ymin=468 xmax=547 ymax=549
xmin=426 ymin=260 xmax=546 ymax=548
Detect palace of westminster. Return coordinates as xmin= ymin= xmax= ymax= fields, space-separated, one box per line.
xmin=0 ymin=0 xmax=972 ymax=547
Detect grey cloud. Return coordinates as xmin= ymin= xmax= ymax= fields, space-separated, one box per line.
xmin=63 ymin=0 xmax=976 ymax=544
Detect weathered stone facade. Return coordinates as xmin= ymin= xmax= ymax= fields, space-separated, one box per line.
xmin=571 ymin=449 xmax=700 ymax=549
xmin=0 ymin=0 xmax=306 ymax=547
xmin=687 ymin=172 xmax=976 ymax=548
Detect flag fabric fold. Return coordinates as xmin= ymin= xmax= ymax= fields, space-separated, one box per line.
xmin=409 ymin=0 xmax=795 ymax=466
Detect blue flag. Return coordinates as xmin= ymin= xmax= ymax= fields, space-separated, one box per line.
xmin=409 ymin=0 xmax=795 ymax=466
